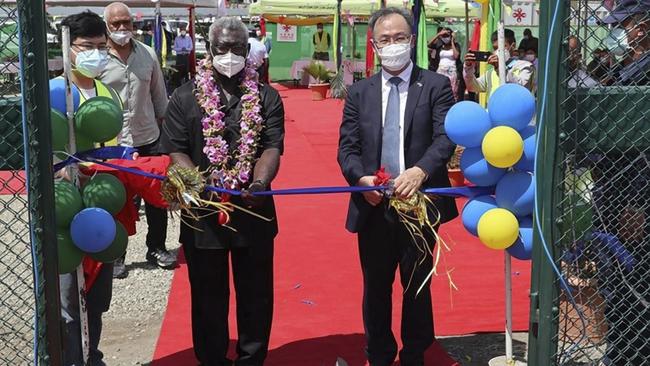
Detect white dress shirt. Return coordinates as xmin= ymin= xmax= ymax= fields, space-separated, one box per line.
xmin=381 ymin=61 xmax=413 ymax=174
xmin=247 ymin=37 xmax=269 ymax=69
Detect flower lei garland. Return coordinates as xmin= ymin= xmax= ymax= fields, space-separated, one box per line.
xmin=195 ymin=58 xmax=263 ymax=190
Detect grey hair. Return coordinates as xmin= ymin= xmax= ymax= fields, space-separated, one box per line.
xmin=208 ymin=16 xmax=249 ymax=47
xmin=104 ymin=2 xmax=131 ymax=23
xmin=369 ymin=7 xmax=414 ymax=33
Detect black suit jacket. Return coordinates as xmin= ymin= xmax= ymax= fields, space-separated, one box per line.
xmin=337 ymin=65 xmax=459 ymax=233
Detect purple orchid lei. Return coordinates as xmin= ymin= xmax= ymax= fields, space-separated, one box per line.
xmin=195 ymin=58 xmax=263 ymax=190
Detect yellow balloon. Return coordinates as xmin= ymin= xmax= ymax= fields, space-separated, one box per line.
xmin=477 ymin=208 xmax=519 ymax=250
xmin=482 ymin=126 xmax=524 ymax=168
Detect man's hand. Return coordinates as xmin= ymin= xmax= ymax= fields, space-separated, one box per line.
xmin=487 ymin=54 xmax=500 ymax=69
xmin=241 ymin=180 xmax=267 ymax=208
xmin=357 ymin=175 xmax=383 ymax=206
xmin=464 ymin=52 xmax=477 ymax=68
xmin=394 ymin=167 xmax=427 ymax=199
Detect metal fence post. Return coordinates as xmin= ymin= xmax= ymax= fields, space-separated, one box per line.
xmin=17 ymin=0 xmax=63 ymax=363
xmin=528 ymin=1 xmax=566 ymax=365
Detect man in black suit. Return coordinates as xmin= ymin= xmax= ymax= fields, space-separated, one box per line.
xmin=337 ymin=7 xmax=458 ymax=366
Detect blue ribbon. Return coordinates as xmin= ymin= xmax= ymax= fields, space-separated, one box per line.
xmin=55 ymin=147 xmax=494 ymax=199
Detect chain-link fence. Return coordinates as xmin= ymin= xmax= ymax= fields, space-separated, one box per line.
xmin=0 ymin=2 xmax=35 ymax=364
xmin=1 ymin=0 xmax=62 ymax=364
xmin=530 ymin=0 xmax=649 ymax=365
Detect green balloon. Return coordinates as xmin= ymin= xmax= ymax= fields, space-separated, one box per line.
xmin=57 ymin=231 xmax=83 ymax=274
xmin=54 ymin=181 xmax=83 ymax=228
xmin=90 ymin=220 xmax=128 ymax=263
xmin=74 ymin=96 xmax=123 ymax=143
xmin=74 ymin=133 xmax=96 ymax=152
xmin=82 ymin=173 xmax=127 ymax=215
xmin=51 ymin=109 xmax=69 ymax=152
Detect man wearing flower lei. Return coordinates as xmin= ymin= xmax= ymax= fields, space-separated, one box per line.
xmin=159 ymin=17 xmax=284 ymax=366
xmin=338 ymin=8 xmax=457 ymax=366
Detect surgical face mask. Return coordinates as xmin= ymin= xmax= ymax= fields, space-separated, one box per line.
xmin=377 ymin=42 xmax=412 ymax=71
xmin=523 ymin=54 xmax=536 ymax=62
xmin=256 ymin=30 xmax=262 ymax=37
xmin=212 ymin=51 xmax=246 ymax=78
xmin=73 ymin=49 xmax=109 ymax=78
xmin=109 ymin=30 xmax=132 ymax=46
xmin=606 ymin=28 xmax=629 ymax=56
xmin=523 ymin=35 xmax=530 ymax=40
xmin=441 ymin=36 xmax=451 ymax=45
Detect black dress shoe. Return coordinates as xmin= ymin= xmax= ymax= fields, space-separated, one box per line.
xmin=146 ymin=249 xmax=178 ymax=269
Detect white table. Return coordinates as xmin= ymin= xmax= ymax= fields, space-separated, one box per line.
xmin=290 ymin=59 xmax=366 ymax=86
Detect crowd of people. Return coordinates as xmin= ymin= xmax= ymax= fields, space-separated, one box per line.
xmin=52 ymin=0 xmax=649 ymax=365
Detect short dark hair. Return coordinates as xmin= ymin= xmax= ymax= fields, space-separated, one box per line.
xmin=524 ymin=28 xmax=532 ymax=36
xmin=490 ymin=28 xmax=516 ymax=44
xmin=369 ymin=7 xmax=414 ymax=33
xmin=59 ymin=11 xmax=107 ymax=44
xmin=317 ymin=23 xmax=324 ymax=28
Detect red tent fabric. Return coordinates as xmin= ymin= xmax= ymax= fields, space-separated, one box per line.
xmin=365 ymin=26 xmax=375 ymax=77
xmin=470 ymin=19 xmax=481 ymax=51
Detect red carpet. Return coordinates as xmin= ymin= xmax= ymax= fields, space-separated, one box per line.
xmin=151 ymin=85 xmax=531 ymax=366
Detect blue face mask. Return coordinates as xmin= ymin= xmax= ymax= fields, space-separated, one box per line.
xmin=606 ymin=28 xmax=629 ymax=57
xmin=74 ymin=49 xmax=109 ymax=78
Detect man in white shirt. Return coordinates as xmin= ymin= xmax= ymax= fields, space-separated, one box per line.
xmin=100 ymin=2 xmax=176 ymax=276
xmin=248 ymin=28 xmax=269 ymax=83
xmin=337 ymin=7 xmax=457 ymax=366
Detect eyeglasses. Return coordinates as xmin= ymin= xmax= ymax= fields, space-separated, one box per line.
xmin=373 ymin=34 xmax=411 ymax=48
xmin=72 ymin=43 xmax=109 ymax=52
xmin=211 ymin=44 xmax=248 ymax=56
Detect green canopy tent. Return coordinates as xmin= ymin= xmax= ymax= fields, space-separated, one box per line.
xmin=249 ymin=0 xmax=480 ymax=80
xmin=249 ymin=0 xmax=480 ymax=18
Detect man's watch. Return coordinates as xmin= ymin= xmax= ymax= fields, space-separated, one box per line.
xmin=250 ymin=179 xmax=267 ymax=189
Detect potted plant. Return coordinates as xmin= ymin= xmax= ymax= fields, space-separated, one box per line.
xmin=447 ymin=146 xmax=465 ymax=187
xmin=303 ymin=61 xmax=334 ymax=101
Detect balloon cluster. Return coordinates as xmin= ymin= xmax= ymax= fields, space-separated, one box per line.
xmin=54 ymin=174 xmax=128 ymax=273
xmin=444 ymin=84 xmax=536 ymax=260
xmin=50 ymin=78 xmax=126 ymax=273
xmin=49 ymin=78 xmax=123 ymax=154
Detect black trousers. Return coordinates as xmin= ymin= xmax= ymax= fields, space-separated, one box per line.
xmin=135 ymin=137 xmax=168 ymax=251
xmin=183 ymin=239 xmax=274 ymax=366
xmin=358 ymin=205 xmax=436 ymax=366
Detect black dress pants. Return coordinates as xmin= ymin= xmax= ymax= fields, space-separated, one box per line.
xmin=183 ymin=239 xmax=274 ymax=366
xmin=135 ymin=137 xmax=168 ymax=252
xmin=358 ymin=205 xmax=436 ymax=366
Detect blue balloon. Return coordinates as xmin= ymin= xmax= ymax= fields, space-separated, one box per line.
xmin=460 ymin=147 xmax=507 ymax=186
xmin=49 ymin=78 xmax=80 ymax=116
xmin=462 ymin=195 xmax=498 ymax=236
xmin=70 ymin=208 xmax=116 ymax=253
xmin=444 ymin=101 xmax=492 ymax=148
xmin=508 ymin=217 xmax=533 ymax=260
xmin=488 ymin=84 xmax=536 ymax=131
xmin=495 ymin=171 xmax=535 ymax=217
xmin=513 ymin=125 xmax=536 ymax=172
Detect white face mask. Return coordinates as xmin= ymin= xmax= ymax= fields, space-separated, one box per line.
xmin=109 ymin=30 xmax=132 ymax=46
xmin=212 ymin=51 xmax=246 ymax=78
xmin=441 ymin=36 xmax=451 ymax=45
xmin=606 ymin=28 xmax=629 ymax=56
xmin=376 ymin=42 xmax=412 ymax=71
xmin=74 ymin=49 xmax=109 ymax=78
xmin=523 ymin=54 xmax=536 ymax=62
